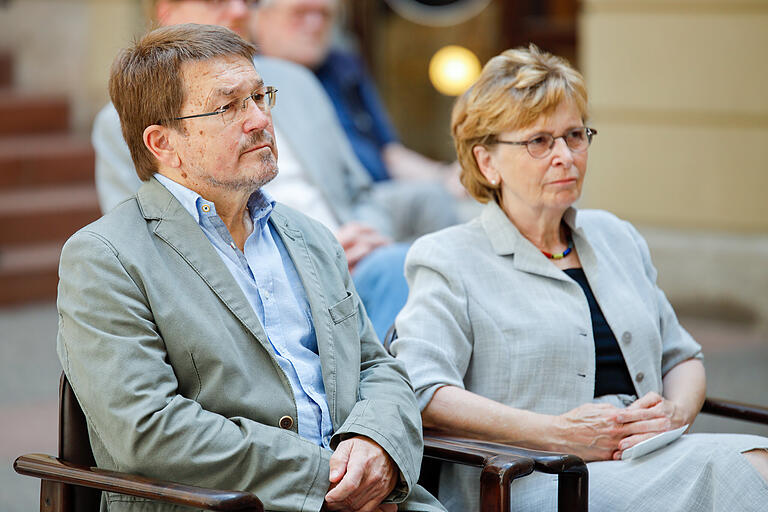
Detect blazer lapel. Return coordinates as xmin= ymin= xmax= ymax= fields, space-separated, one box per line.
xmin=480 ymin=201 xmax=572 ymax=283
xmin=136 ymin=178 xmax=272 ymax=352
xmin=268 ymin=208 xmax=338 ymax=419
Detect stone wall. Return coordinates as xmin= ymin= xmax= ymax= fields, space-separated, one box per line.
xmin=579 ymin=0 xmax=768 ymax=328
xmin=0 ymin=0 xmax=143 ymax=133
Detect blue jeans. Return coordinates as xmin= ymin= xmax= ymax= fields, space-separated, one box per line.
xmin=352 ymin=243 xmax=410 ymax=341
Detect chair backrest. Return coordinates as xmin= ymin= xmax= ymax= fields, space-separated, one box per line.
xmin=59 ymin=372 xmax=102 ymax=512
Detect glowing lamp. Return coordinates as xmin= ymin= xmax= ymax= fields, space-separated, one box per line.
xmin=428 ymin=45 xmax=481 ymax=96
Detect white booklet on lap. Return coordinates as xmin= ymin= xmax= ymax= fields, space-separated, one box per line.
xmin=620 ymin=424 xmax=689 ymax=461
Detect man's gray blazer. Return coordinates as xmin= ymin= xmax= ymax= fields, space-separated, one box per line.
xmin=56 ymin=178 xmax=443 ymax=512
xmin=93 ymin=56 xmax=394 ymax=235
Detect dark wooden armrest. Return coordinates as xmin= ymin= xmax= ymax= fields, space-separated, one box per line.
xmin=702 ymin=398 xmax=768 ymax=425
xmin=423 ymin=434 xmax=535 ymax=512
xmin=424 ymin=431 xmax=588 ymax=512
xmin=14 ymin=454 xmax=264 ymax=512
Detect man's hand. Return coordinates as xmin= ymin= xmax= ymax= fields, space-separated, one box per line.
xmin=335 ymin=223 xmax=392 ymax=271
xmin=325 ymin=436 xmax=398 ymax=512
xmin=611 ymin=392 xmax=688 ymax=460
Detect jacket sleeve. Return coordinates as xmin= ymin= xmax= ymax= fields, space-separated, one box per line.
xmin=57 ymin=230 xmax=332 ymax=512
xmin=92 ymin=103 xmax=143 ymax=214
xmin=624 ymin=221 xmax=703 ymax=376
xmin=325 ymin=237 xmax=422 ymax=503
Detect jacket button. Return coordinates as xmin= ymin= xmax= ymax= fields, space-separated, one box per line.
xmin=622 ymin=331 xmax=632 ymax=344
xmin=279 ymin=415 xmax=294 ymax=429
xmin=635 ymin=372 xmax=645 ymax=383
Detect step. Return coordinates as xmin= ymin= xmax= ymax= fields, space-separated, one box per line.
xmin=0 ymin=53 xmax=11 ymax=88
xmin=0 ymin=242 xmax=62 ymax=305
xmin=0 ymin=134 xmax=94 ymax=189
xmin=0 ymin=89 xmax=70 ymax=136
xmin=0 ymin=184 xmax=100 ymax=245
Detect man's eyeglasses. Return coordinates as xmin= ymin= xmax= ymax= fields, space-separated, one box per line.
xmin=494 ymin=127 xmax=597 ymax=159
xmin=174 ymin=86 xmax=277 ymax=125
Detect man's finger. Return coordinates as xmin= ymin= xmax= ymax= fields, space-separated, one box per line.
xmin=328 ymin=441 xmax=352 ymax=484
xmin=352 ymin=495 xmax=389 ymax=512
xmin=325 ymin=461 xmax=365 ymax=504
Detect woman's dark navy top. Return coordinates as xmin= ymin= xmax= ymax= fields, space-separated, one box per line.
xmin=564 ymin=267 xmax=636 ymax=397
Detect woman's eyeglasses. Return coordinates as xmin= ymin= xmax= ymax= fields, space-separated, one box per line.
xmin=494 ymin=127 xmax=597 ymax=159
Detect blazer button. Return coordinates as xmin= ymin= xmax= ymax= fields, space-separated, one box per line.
xmin=622 ymin=331 xmax=632 ymax=344
xmin=635 ymin=372 xmax=645 ymax=383
xmin=279 ymin=415 xmax=294 ymax=429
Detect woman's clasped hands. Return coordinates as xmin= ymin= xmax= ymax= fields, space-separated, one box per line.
xmin=555 ymin=392 xmax=688 ymax=461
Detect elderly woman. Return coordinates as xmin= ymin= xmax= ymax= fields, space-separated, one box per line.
xmin=390 ymin=45 xmax=768 ymax=511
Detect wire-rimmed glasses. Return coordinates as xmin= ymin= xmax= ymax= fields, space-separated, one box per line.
xmin=494 ymin=127 xmax=597 ymax=159
xmin=173 ymin=86 xmax=278 ymax=125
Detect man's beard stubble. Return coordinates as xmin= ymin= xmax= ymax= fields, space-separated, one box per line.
xmin=203 ymin=130 xmax=279 ymax=192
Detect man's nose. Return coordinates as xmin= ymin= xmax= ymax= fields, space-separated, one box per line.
xmin=242 ymin=101 xmax=271 ymax=132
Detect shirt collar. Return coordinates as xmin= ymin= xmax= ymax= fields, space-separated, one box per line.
xmin=154 ymin=173 xmax=276 ymax=226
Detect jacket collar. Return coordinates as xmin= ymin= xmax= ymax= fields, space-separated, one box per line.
xmin=137 ymin=177 xmax=274 ymax=352
xmin=480 ymin=200 xmax=585 ymax=282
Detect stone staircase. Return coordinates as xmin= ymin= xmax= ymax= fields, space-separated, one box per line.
xmin=0 ymin=51 xmax=100 ymax=305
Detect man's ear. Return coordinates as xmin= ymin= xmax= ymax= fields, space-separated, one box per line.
xmin=472 ymin=144 xmax=499 ymax=185
xmin=143 ymin=124 xmax=181 ymax=169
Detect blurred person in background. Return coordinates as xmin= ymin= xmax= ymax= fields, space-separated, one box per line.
xmin=92 ymin=0 xmax=444 ymax=338
xmin=249 ymin=0 xmax=465 ymax=194
xmin=391 ymin=44 xmax=768 ymax=511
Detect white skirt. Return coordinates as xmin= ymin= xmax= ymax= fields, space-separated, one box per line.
xmin=438 ymin=433 xmax=768 ymax=511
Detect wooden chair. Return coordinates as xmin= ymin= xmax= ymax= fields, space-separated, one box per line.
xmin=383 ymin=326 xmax=768 ymax=512
xmin=14 ymin=373 xmax=539 ymax=512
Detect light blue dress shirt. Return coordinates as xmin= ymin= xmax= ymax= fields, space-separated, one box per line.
xmin=155 ymin=174 xmax=334 ymax=448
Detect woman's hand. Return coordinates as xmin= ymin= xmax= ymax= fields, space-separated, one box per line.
xmin=554 ymin=403 xmax=625 ymax=461
xmin=611 ymin=392 xmax=689 ymax=460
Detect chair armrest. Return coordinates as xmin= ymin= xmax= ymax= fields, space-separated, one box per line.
xmin=702 ymin=398 xmax=768 ymax=425
xmin=14 ymin=454 xmax=264 ymax=512
xmin=423 ymin=434 xmax=535 ymax=512
xmin=424 ymin=431 xmax=588 ymax=512
xmin=429 ymin=434 xmax=585 ymax=474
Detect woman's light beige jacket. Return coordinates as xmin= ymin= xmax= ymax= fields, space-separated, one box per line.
xmin=391 ymin=200 xmax=703 ymax=509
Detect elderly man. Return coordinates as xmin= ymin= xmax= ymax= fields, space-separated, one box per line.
xmin=93 ymin=0 xmax=444 ymax=338
xmin=59 ymin=23 xmax=444 ymax=512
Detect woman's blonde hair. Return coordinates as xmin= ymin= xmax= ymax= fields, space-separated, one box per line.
xmin=451 ymin=44 xmax=588 ymax=204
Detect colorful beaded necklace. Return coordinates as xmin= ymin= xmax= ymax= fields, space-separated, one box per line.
xmin=541 ymin=235 xmax=573 ymax=260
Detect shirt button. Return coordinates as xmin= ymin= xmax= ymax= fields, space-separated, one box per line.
xmin=201 ymin=204 xmax=211 ymax=213
xmin=635 ymin=372 xmax=645 ymax=383
xmin=279 ymin=415 xmax=294 ymax=429
xmin=622 ymin=331 xmax=632 ymax=344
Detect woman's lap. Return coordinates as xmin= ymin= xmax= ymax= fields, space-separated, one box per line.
xmin=441 ymin=433 xmax=768 ymax=511
xmin=587 ymin=433 xmax=768 ymax=511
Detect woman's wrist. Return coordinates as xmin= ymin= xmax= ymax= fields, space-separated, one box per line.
xmin=667 ymin=397 xmax=698 ymax=428
xmin=519 ymin=410 xmax=565 ymax=451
